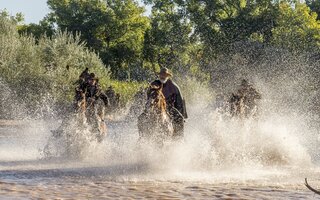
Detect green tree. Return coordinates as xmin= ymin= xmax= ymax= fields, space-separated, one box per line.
xmin=18 ymin=16 xmax=55 ymax=39
xmin=271 ymin=2 xmax=320 ymax=52
xmin=306 ymin=0 xmax=320 ymax=20
xmin=47 ymin=0 xmax=149 ymax=79
xmin=180 ymin=0 xmax=279 ymax=55
xmin=143 ymin=0 xmax=193 ymax=74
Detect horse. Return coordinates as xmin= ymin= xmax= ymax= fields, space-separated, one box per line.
xmin=51 ymin=89 xmax=107 ymax=143
xmin=85 ymin=95 xmax=107 ymax=142
xmin=137 ymin=83 xmax=173 ymax=142
xmin=229 ymin=93 xmax=245 ymax=118
xmin=229 ymin=92 xmax=261 ymax=119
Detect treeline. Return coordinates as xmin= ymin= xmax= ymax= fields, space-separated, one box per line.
xmin=17 ymin=0 xmax=320 ymax=81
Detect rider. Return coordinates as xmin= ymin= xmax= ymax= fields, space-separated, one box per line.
xmin=80 ymin=67 xmax=90 ymax=81
xmin=86 ymin=73 xmax=99 ymax=99
xmin=105 ymin=86 xmax=119 ymax=111
xmin=151 ymin=67 xmax=187 ymax=138
xmin=236 ymin=79 xmax=261 ymax=117
xmin=74 ymin=67 xmax=91 ymax=95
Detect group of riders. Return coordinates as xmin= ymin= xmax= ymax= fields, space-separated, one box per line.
xmin=67 ymin=67 xmax=261 ymax=142
xmin=74 ymin=68 xmax=120 ymax=112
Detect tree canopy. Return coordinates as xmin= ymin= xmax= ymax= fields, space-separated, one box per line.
xmin=39 ymin=0 xmax=149 ymax=79
xmin=11 ymin=0 xmax=320 ymax=80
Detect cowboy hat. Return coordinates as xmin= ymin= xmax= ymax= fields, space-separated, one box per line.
xmin=159 ymin=67 xmax=172 ymax=77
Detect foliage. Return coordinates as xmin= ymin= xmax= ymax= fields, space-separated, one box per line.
xmin=108 ymin=80 xmax=147 ymax=105
xmin=17 ymin=1 xmax=320 ymax=81
xmin=271 ymin=2 xmax=320 ymax=52
xmin=18 ymin=16 xmax=55 ymax=39
xmin=3 ymin=0 xmax=320 ymax=114
xmin=47 ymin=0 xmax=150 ymax=80
xmin=0 ymin=13 xmax=110 ymax=116
xmin=306 ymin=0 xmax=320 ymax=20
xmin=143 ymin=0 xmax=192 ymax=73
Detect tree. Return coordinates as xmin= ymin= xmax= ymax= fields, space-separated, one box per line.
xmin=102 ymin=0 xmax=150 ymax=79
xmin=306 ymin=0 xmax=320 ymax=20
xmin=18 ymin=16 xmax=55 ymax=39
xmin=271 ymin=2 xmax=320 ymax=52
xmin=179 ymin=0 xmax=279 ymax=55
xmin=46 ymin=0 xmax=149 ymax=79
xmin=143 ymin=0 xmax=193 ymax=74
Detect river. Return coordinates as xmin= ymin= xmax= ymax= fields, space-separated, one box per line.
xmin=0 ymin=105 xmax=319 ymax=199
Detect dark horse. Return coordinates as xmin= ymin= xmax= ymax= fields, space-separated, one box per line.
xmin=229 ymin=92 xmax=259 ymax=119
xmin=137 ymin=84 xmax=173 ymax=142
xmin=229 ymin=93 xmax=245 ymax=118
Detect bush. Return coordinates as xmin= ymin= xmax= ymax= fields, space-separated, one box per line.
xmin=108 ymin=80 xmax=147 ymax=106
xmin=0 ymin=13 xmax=110 ymax=118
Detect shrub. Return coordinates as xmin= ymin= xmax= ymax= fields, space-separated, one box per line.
xmin=0 ymin=13 xmax=110 ymax=118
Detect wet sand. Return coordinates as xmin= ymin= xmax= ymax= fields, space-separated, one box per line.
xmin=0 ymin=176 xmax=313 ymax=199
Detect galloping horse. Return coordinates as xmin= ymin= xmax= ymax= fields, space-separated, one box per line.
xmin=85 ymin=95 xmax=107 ymax=142
xmin=52 ymin=89 xmax=107 ymax=143
xmin=229 ymin=93 xmax=245 ymax=118
xmin=229 ymin=92 xmax=260 ymax=119
xmin=137 ymin=83 xmax=173 ymax=142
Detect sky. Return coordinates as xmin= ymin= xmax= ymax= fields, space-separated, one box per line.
xmin=0 ymin=0 xmax=150 ymax=24
xmin=0 ymin=0 xmax=50 ymax=23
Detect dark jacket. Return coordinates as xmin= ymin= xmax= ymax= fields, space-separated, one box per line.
xmin=153 ymin=79 xmax=188 ymax=119
xmin=86 ymin=83 xmax=101 ymax=99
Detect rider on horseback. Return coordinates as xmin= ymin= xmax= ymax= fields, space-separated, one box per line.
xmin=81 ymin=72 xmax=108 ymax=141
xmin=233 ymin=79 xmax=262 ymax=118
xmin=105 ymin=86 xmax=120 ymax=112
xmin=85 ymin=73 xmax=109 ymax=107
xmin=151 ymin=67 xmax=188 ymax=138
xmin=86 ymin=73 xmax=99 ymax=102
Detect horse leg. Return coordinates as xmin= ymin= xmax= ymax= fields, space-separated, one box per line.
xmin=80 ymin=100 xmax=87 ymax=125
xmin=96 ymin=105 xmax=107 ymax=142
xmin=172 ymin=117 xmax=184 ymax=139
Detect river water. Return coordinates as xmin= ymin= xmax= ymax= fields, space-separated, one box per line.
xmin=0 ymin=103 xmax=319 ymax=200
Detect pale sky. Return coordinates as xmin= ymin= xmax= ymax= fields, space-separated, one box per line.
xmin=0 ymin=0 xmax=49 ymax=23
xmin=0 ymin=0 xmax=150 ymax=24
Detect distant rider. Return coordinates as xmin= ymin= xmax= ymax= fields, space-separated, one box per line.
xmin=80 ymin=67 xmax=90 ymax=81
xmin=105 ymin=86 xmax=120 ymax=111
xmin=236 ymin=79 xmax=261 ymax=117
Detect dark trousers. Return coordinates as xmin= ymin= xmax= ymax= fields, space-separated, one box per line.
xmin=168 ymin=107 xmax=184 ymax=138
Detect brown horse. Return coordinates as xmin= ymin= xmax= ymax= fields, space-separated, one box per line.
xmin=137 ymin=83 xmax=173 ymax=142
xmin=85 ymin=96 xmax=107 ymax=142
xmin=52 ymin=89 xmax=107 ymax=143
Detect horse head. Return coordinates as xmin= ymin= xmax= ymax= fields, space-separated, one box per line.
xmin=146 ymin=83 xmax=166 ymax=115
xmin=138 ymin=82 xmax=173 ymax=140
